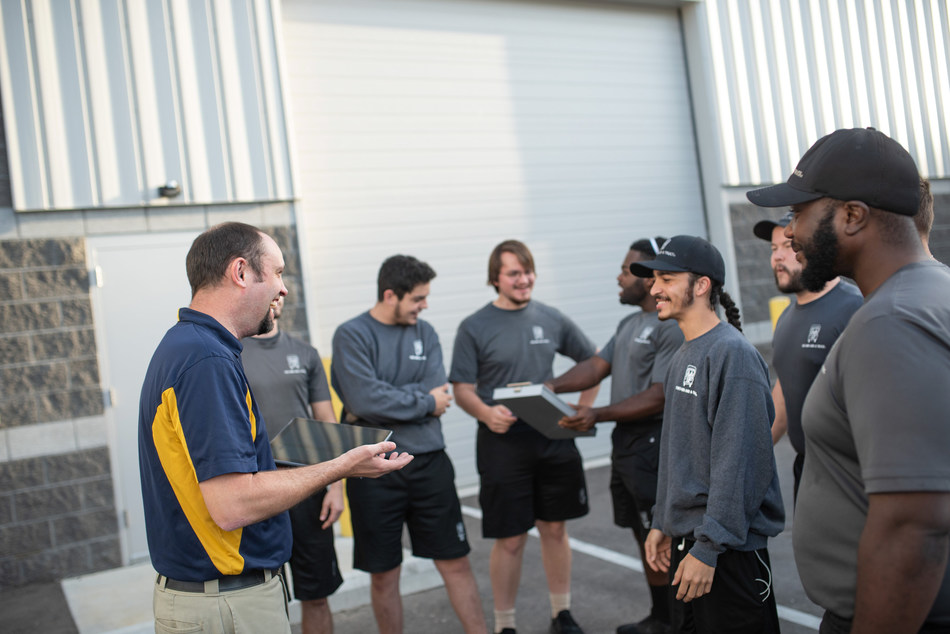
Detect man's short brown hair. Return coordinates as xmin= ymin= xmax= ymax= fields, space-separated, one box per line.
xmin=487 ymin=239 xmax=534 ymax=291
xmin=915 ymin=177 xmax=934 ymax=241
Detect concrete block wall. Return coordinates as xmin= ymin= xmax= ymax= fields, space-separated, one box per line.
xmin=0 ymin=236 xmax=119 ymax=586
xmin=0 ymin=205 xmax=302 ymax=587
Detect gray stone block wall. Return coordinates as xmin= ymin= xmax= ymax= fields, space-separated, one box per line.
xmin=0 ymin=447 xmax=120 ymax=587
xmin=730 ymin=202 xmax=787 ymax=325
xmin=0 ymin=218 xmax=304 ymax=587
xmin=0 ymin=235 xmax=119 ymax=586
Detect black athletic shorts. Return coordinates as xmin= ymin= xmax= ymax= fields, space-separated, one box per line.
xmin=610 ymin=424 xmax=662 ymax=541
xmin=288 ymin=488 xmax=344 ymax=601
xmin=476 ymin=424 xmax=589 ymax=539
xmin=669 ymin=538 xmax=780 ymax=634
xmin=346 ymin=450 xmax=470 ymax=573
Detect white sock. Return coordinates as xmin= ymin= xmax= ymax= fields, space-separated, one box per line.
xmin=494 ymin=607 xmax=515 ymax=633
xmin=550 ymin=592 xmax=571 ymax=618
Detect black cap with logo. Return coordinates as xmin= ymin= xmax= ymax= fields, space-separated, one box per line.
xmin=753 ymin=211 xmax=794 ymax=242
xmin=629 ymin=235 xmax=725 ymax=285
xmin=746 ymin=127 xmax=920 ymax=216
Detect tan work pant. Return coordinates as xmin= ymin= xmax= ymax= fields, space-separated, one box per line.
xmin=153 ymin=573 xmax=291 ymax=634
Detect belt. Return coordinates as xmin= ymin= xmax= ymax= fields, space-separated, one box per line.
xmin=156 ymin=568 xmax=280 ymax=594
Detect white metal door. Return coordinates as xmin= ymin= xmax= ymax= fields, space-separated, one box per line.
xmin=87 ymin=232 xmax=198 ymax=564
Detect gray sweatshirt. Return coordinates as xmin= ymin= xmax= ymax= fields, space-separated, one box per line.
xmin=653 ymin=322 xmax=784 ymax=567
xmin=331 ymin=311 xmax=445 ymax=454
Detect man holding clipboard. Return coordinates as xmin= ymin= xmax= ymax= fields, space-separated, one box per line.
xmin=451 ymin=240 xmax=597 ymax=634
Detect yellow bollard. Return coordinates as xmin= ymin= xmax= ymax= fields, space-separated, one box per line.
xmin=769 ymin=296 xmax=791 ymax=332
xmin=322 ymin=357 xmax=353 ymax=537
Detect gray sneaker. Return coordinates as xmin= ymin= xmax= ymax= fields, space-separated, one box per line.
xmin=616 ymin=615 xmax=671 ymax=634
xmin=550 ymin=610 xmax=584 ymax=634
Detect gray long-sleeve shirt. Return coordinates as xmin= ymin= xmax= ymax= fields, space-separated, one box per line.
xmin=653 ymin=322 xmax=784 ymax=567
xmin=331 ymin=311 xmax=446 ymax=454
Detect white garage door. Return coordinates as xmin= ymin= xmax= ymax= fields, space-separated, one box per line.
xmin=280 ymin=0 xmax=704 ymax=489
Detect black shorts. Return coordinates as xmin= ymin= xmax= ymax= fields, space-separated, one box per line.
xmin=669 ymin=539 xmax=780 ymax=634
xmin=288 ymin=488 xmax=344 ymax=601
xmin=610 ymin=425 xmax=661 ymax=541
xmin=346 ymin=450 xmax=470 ymax=573
xmin=477 ymin=425 xmax=589 ymax=539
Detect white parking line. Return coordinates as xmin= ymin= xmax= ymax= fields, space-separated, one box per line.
xmin=460 ymin=505 xmax=820 ymax=631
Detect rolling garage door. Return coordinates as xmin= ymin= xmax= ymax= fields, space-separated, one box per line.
xmin=280 ymin=0 xmax=704 ymax=488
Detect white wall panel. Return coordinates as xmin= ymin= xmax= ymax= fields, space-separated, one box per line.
xmin=705 ymin=0 xmax=950 ymax=185
xmin=282 ymin=0 xmax=705 ymax=486
xmin=0 ymin=0 xmax=295 ymax=211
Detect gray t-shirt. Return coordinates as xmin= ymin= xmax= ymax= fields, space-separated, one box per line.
xmin=794 ymin=261 xmax=950 ymax=623
xmin=449 ymin=300 xmax=596 ymax=433
xmin=331 ymin=312 xmax=446 ymax=454
xmin=241 ymin=331 xmax=331 ymax=434
xmin=653 ymin=322 xmax=784 ymax=567
xmin=598 ymin=310 xmax=683 ymax=466
xmin=771 ymin=280 xmax=862 ymax=454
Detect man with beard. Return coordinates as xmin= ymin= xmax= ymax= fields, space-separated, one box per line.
xmin=547 ymin=237 xmax=684 ymax=634
xmin=633 ymin=236 xmax=785 ymax=634
xmin=139 ymin=222 xmax=412 ymax=634
xmin=747 ymin=127 xmax=950 ymax=633
xmin=752 ymin=212 xmax=862 ymax=501
xmin=331 ymin=255 xmax=486 ymax=634
xmin=451 ymin=239 xmax=597 ymax=634
xmin=242 ymin=294 xmax=345 ymax=634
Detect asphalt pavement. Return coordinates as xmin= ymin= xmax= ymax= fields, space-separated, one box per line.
xmin=323 ymin=436 xmax=820 ymax=634
xmin=0 ymin=436 xmax=818 ymax=634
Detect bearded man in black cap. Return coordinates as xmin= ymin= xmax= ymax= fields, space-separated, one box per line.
xmin=751 ymin=212 xmax=862 ymax=502
xmin=747 ymin=127 xmax=950 ymax=634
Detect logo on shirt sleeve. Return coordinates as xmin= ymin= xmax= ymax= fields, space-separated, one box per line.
xmin=802 ymin=323 xmax=827 ymax=350
xmin=409 ymin=339 xmax=427 ymax=361
xmin=675 ymin=364 xmax=698 ymax=396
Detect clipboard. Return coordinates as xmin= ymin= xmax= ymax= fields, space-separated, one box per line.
xmin=270 ymin=417 xmax=393 ymax=467
xmin=492 ymin=383 xmax=596 ymax=439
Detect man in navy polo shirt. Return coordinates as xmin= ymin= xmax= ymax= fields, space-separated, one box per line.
xmin=139 ymin=222 xmax=412 ymax=633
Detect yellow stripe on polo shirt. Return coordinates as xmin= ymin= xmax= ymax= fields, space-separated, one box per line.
xmin=152 ymin=387 xmax=245 ymax=576
xmin=246 ymin=386 xmax=256 ymax=440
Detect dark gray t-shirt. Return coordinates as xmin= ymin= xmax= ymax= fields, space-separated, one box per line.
xmin=771 ymin=281 xmax=862 ymax=454
xmin=331 ymin=312 xmax=446 ymax=454
xmin=449 ymin=301 xmax=596 ymax=433
xmin=598 ymin=310 xmax=683 ymax=466
xmin=654 ymin=322 xmax=784 ymax=567
xmin=794 ymin=261 xmax=950 ymax=623
xmin=241 ymin=331 xmax=331 ymax=434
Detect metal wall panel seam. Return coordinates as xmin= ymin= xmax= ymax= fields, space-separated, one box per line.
xmin=257 ymin=0 xmax=296 ymax=200
xmin=72 ymin=0 xmax=104 ymax=208
xmin=0 ymin=0 xmax=47 ymax=209
xmin=205 ymin=0 xmax=236 ymax=201
xmin=245 ymin=0 xmax=276 ymax=201
xmin=116 ymin=0 xmax=148 ymax=206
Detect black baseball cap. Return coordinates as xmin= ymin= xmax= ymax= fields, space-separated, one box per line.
xmin=746 ymin=127 xmax=920 ymax=216
xmin=753 ymin=212 xmax=794 ymax=241
xmin=629 ymin=235 xmax=725 ymax=285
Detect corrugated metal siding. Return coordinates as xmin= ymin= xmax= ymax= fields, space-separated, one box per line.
xmin=0 ymin=0 xmax=294 ymax=211
xmin=704 ymin=0 xmax=950 ymax=185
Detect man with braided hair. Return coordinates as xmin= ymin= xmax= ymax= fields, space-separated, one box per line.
xmin=631 ymin=235 xmax=784 ymax=634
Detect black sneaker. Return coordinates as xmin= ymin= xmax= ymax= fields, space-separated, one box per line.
xmin=498 ymin=629 xmax=516 ymax=634
xmin=550 ymin=610 xmax=584 ymax=634
xmin=616 ymin=615 xmax=671 ymax=634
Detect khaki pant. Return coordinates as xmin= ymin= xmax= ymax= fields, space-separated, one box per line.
xmin=153 ymin=574 xmax=291 ymax=634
